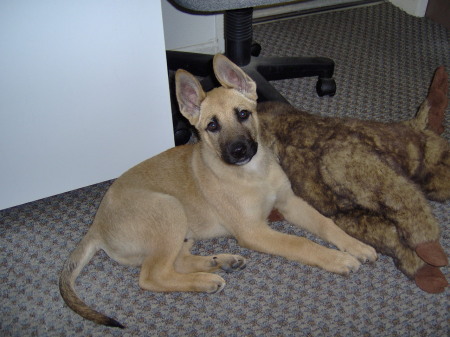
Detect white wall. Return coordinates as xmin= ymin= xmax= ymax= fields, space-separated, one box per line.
xmin=0 ymin=0 xmax=174 ymax=210
xmin=389 ymin=0 xmax=428 ymax=16
xmin=161 ymin=0 xmax=224 ymax=53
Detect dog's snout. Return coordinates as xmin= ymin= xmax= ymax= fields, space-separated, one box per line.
xmin=223 ymin=138 xmax=258 ymax=165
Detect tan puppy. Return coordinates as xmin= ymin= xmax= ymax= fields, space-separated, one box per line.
xmin=59 ymin=54 xmax=377 ymax=328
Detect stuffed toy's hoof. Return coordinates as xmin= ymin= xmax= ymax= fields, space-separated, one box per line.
xmin=415 ymin=241 xmax=448 ymax=267
xmin=414 ymin=264 xmax=448 ymax=293
xmin=426 ymin=66 xmax=448 ymax=135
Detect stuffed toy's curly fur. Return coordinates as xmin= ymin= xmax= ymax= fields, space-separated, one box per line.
xmin=260 ymin=67 xmax=449 ymax=293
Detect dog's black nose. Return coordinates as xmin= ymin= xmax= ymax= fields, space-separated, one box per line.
xmin=223 ymin=139 xmax=258 ymax=165
xmin=230 ymin=142 xmax=247 ymax=159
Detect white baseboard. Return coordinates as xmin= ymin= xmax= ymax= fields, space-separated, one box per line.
xmin=171 ymin=39 xmax=223 ymax=54
xmin=389 ymin=0 xmax=428 ymax=16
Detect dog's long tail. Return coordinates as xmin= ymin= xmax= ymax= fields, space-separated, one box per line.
xmin=59 ymin=234 xmax=125 ymax=329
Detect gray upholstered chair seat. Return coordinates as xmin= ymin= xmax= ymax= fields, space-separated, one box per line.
xmin=173 ymin=0 xmax=299 ymax=12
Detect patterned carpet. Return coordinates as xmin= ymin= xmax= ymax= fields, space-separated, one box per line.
xmin=1 ymin=2 xmax=449 ymax=336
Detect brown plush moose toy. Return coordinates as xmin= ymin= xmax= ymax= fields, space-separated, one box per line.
xmin=261 ymin=67 xmax=449 ymax=293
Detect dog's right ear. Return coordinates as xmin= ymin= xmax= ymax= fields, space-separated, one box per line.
xmin=175 ymin=69 xmax=206 ymax=125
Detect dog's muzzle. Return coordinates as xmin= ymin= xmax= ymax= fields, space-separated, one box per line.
xmin=222 ymin=138 xmax=258 ymax=165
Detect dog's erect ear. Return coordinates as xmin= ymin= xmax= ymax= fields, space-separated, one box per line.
xmin=213 ymin=54 xmax=257 ymax=101
xmin=175 ymin=69 xmax=206 ymax=124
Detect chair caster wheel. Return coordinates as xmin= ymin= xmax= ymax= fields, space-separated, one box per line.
xmin=174 ymin=128 xmax=192 ymax=146
xmin=316 ymin=78 xmax=336 ymax=97
xmin=173 ymin=118 xmax=192 ymax=146
xmin=251 ymin=42 xmax=261 ymax=57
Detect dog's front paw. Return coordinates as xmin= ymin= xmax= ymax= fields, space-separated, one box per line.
xmin=342 ymin=239 xmax=378 ymax=264
xmin=196 ymin=273 xmax=227 ymax=294
xmin=328 ymin=251 xmax=362 ymax=275
xmin=211 ymin=254 xmax=247 ymax=273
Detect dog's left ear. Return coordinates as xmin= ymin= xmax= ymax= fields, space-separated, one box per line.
xmin=213 ymin=54 xmax=257 ymax=101
xmin=175 ymin=69 xmax=206 ymax=125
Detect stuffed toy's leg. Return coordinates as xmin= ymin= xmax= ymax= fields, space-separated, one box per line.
xmin=416 ymin=129 xmax=450 ymax=202
xmin=320 ymin=143 xmax=441 ymax=247
xmin=318 ymin=143 xmax=447 ymax=291
xmin=332 ymin=211 xmax=448 ymax=293
xmin=412 ymin=67 xmax=450 ymax=267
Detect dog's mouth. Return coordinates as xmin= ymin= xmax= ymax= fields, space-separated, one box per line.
xmin=222 ymin=139 xmax=258 ymax=166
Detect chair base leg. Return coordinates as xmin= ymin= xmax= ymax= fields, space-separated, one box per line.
xmin=166 ymin=50 xmax=336 ymax=100
xmin=166 ymin=50 xmax=336 ymax=144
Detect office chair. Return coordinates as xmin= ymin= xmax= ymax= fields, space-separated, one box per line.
xmin=167 ymin=0 xmax=336 ymax=144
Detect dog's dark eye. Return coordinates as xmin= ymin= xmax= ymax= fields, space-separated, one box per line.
xmin=237 ymin=109 xmax=251 ymax=121
xmin=206 ymin=119 xmax=220 ymax=132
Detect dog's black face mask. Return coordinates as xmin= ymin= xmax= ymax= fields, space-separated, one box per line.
xmin=221 ymin=136 xmax=258 ymax=166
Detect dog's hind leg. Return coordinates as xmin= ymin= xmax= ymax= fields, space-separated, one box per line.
xmin=138 ymin=240 xmax=227 ymax=294
xmin=129 ymin=196 xmax=227 ymax=294
xmin=174 ymin=238 xmax=247 ymax=274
